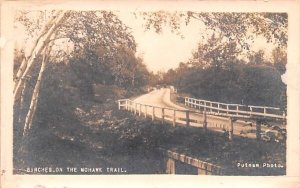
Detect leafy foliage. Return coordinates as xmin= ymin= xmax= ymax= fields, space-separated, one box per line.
xmin=140 ymin=12 xmax=287 ymax=48
xmin=165 ymin=63 xmax=285 ymax=107
xmin=161 ymin=32 xmax=286 ymax=108
xmin=142 ymin=11 xmax=287 ymax=108
xmin=13 ymin=10 xmax=152 ymax=136
xmin=60 ymin=11 xmax=136 ymax=58
xmin=272 ymin=47 xmax=287 ymax=75
xmin=191 ymin=34 xmax=242 ymax=69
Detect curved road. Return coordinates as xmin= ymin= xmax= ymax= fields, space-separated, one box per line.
xmin=134 ymin=88 xmax=185 ymax=110
xmin=133 ymin=88 xmax=260 ymax=139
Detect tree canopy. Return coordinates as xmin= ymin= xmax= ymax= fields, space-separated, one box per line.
xmin=139 ymin=12 xmax=287 ymax=49
xmin=14 ymin=10 xmax=152 ymax=135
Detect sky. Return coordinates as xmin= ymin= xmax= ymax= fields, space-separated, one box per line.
xmin=117 ymin=12 xmax=275 ymax=73
xmin=117 ymin=12 xmax=207 ymax=73
xmin=14 ymin=11 xmax=205 ymax=73
xmin=14 ymin=11 xmax=276 ymax=73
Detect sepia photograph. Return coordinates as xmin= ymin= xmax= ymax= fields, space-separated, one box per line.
xmin=1 ymin=1 xmax=299 ymax=188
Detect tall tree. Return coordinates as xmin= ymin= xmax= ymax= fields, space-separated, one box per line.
xmin=272 ymin=47 xmax=287 ymax=74
xmin=14 ymin=10 xmax=137 ymax=135
xmin=248 ymin=50 xmax=267 ymax=65
xmin=191 ymin=34 xmax=241 ymax=69
xmin=14 ymin=10 xmax=68 ymax=99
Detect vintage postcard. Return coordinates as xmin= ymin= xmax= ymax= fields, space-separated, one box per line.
xmin=1 ymin=0 xmax=299 ymax=188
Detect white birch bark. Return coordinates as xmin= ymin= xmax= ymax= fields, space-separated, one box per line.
xmin=22 ymin=31 xmax=57 ymax=136
xmin=14 ymin=11 xmax=68 ymax=100
xmin=14 ymin=10 xmax=61 ymax=85
xmin=18 ymin=80 xmax=27 ymax=123
xmin=22 ymin=47 xmax=48 ymax=136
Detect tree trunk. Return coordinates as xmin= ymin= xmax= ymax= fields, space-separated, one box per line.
xmin=22 ymin=47 xmax=48 ymax=136
xmin=18 ymin=80 xmax=27 ymax=124
xmin=14 ymin=10 xmax=68 ymax=100
xmin=132 ymin=74 xmax=135 ymax=87
xmin=14 ymin=11 xmax=61 ymax=85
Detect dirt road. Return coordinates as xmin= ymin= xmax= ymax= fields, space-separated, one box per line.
xmin=133 ymin=88 xmax=260 ymax=139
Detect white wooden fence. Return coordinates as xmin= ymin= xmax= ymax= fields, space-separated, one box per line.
xmin=118 ymin=99 xmax=192 ymax=126
xmin=184 ymin=97 xmax=286 ymax=119
xmin=118 ymin=98 xmax=286 ymax=141
xmin=117 ymin=99 xmax=248 ymax=141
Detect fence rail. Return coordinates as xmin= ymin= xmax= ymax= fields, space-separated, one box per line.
xmin=184 ymin=97 xmax=286 ymax=119
xmin=160 ymin=149 xmax=223 ymax=175
xmin=119 ymin=99 xmax=248 ymax=141
xmin=117 ymin=99 xmax=286 ymax=141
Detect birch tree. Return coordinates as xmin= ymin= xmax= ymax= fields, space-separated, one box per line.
xmin=14 ymin=10 xmax=68 ymax=100
xmin=23 ymin=45 xmax=50 ymax=135
xmin=14 ymin=10 xmax=136 ymax=136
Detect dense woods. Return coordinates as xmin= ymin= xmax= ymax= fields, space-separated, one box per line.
xmin=14 ymin=10 xmax=153 ymax=136
xmin=13 ymin=11 xmax=156 ymax=170
xmin=156 ymin=29 xmax=286 ymax=109
xmin=161 ymin=43 xmax=286 ymax=108
xmin=141 ymin=12 xmax=287 ymax=108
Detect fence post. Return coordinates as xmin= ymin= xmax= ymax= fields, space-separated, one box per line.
xmin=236 ymin=105 xmax=239 ymax=115
xmin=186 ymin=110 xmax=190 ymax=126
xmin=203 ymin=110 xmax=207 ymax=131
xmin=139 ymin=104 xmax=141 ymax=116
xmin=226 ymin=105 xmax=229 ymax=115
xmin=206 ymin=164 xmax=212 ymax=175
xmin=162 ymin=108 xmax=165 ymax=123
xmin=217 ymin=103 xmax=220 ymax=114
xmin=134 ymin=103 xmax=137 ymax=114
xmin=118 ymin=100 xmax=121 ymax=110
xmin=144 ymin=105 xmax=147 ymax=118
xmin=173 ymin=110 xmax=176 ymax=127
xmin=210 ymin=102 xmax=212 ymax=112
xmin=198 ymin=162 xmax=206 ymax=175
xmin=152 ymin=106 xmax=155 ymax=121
xmin=256 ymin=120 xmax=261 ymax=141
xmin=204 ymin=163 xmax=208 ymax=175
xmin=125 ymin=100 xmax=128 ymax=110
xmin=166 ymin=158 xmax=175 ymax=174
xmin=228 ymin=117 xmax=234 ymax=141
xmin=198 ymin=168 xmax=205 ymax=175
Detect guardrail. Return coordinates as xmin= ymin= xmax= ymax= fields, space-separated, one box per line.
xmin=184 ymin=97 xmax=286 ymax=119
xmin=118 ymin=99 xmax=192 ymax=126
xmin=117 ymin=99 xmax=286 ymax=142
xmin=160 ymin=149 xmax=223 ymax=175
xmin=118 ymin=99 xmax=251 ymax=141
